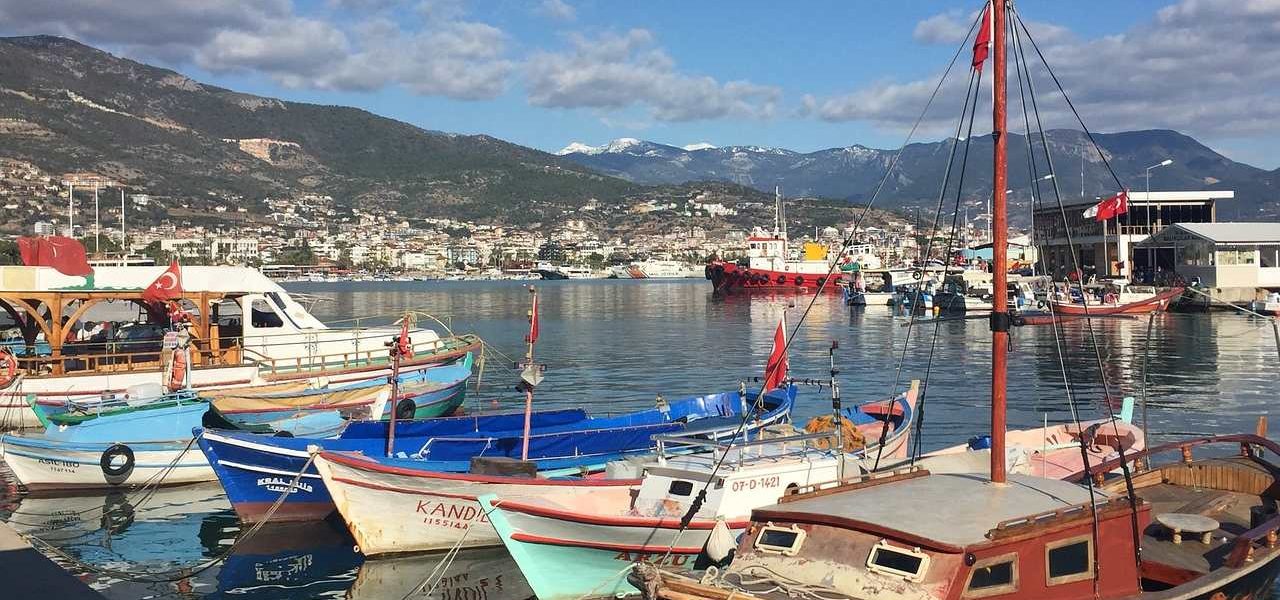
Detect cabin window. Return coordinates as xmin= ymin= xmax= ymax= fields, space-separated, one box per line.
xmin=754 ymin=524 xmax=805 ymax=556
xmin=667 ymin=480 xmax=694 ymax=496
xmin=1045 ymin=535 xmax=1093 ymax=586
xmin=249 ymin=300 xmax=283 ymax=328
xmin=962 ymin=553 xmax=1018 ymax=598
xmin=866 ymin=540 xmax=930 ymax=583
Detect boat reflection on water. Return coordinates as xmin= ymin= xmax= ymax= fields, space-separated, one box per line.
xmin=349 ymin=546 xmax=533 ymax=600
xmin=213 ymin=519 xmax=361 ymax=599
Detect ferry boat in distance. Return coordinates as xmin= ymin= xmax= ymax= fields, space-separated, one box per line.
xmin=611 ymin=259 xmax=700 ymax=279
xmin=534 ymin=262 xmax=596 ymax=280
xmin=706 ymin=188 xmax=842 ymax=294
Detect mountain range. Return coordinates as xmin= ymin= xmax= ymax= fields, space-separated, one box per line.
xmin=0 ymin=33 xmax=1274 ymax=234
xmin=557 ymin=132 xmax=1279 ymax=220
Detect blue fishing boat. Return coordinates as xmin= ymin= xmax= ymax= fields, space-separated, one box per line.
xmin=196 ymin=386 xmax=796 ymax=523
xmin=208 ymin=353 xmax=474 ymax=427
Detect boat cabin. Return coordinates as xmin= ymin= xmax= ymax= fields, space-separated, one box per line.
xmin=731 ymin=469 xmax=1146 ymax=600
xmin=633 ymin=433 xmax=844 ymax=522
xmin=0 ymin=265 xmax=456 ymax=378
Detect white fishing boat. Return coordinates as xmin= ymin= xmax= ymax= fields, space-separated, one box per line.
xmin=0 ymin=264 xmax=480 ymax=428
xmin=615 ymin=260 xmax=701 ymax=279
xmin=312 ymin=450 xmax=641 ymax=555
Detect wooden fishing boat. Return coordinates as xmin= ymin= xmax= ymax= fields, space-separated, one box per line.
xmin=199 ymin=386 xmax=795 ymax=523
xmin=0 ymin=264 xmax=481 ymax=428
xmin=635 ymin=435 xmax=1280 ymax=600
xmin=0 ymin=397 xmax=342 ymax=492
xmin=1049 ymin=286 xmax=1183 ymax=316
xmin=207 ymin=353 xmax=472 ymax=425
xmin=630 ymin=3 xmax=1280 ymax=600
xmin=927 ymin=407 xmax=1146 ymax=480
xmin=478 ymin=388 xmax=917 ymax=599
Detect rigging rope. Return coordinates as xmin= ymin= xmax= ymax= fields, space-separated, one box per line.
xmin=1010 ymin=8 xmax=1142 ymax=593
xmin=654 ymin=8 xmax=985 ymax=563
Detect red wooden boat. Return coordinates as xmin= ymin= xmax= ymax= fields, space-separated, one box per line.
xmin=628 ymin=4 xmax=1280 ymax=600
xmin=1050 ymin=287 xmax=1184 ymax=316
xmin=706 ymin=188 xmax=842 ymax=294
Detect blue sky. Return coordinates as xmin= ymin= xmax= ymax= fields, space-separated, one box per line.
xmin=4 ymin=0 xmax=1278 ymax=167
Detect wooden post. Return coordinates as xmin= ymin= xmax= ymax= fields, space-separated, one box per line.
xmin=989 ymin=0 xmax=1010 ymax=485
xmin=1181 ymin=445 xmax=1193 ymax=464
xmin=1257 ymin=416 xmax=1268 ymax=438
xmin=49 ymin=295 xmax=65 ymax=375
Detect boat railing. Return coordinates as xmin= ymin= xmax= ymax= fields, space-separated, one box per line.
xmin=321 ymin=310 xmax=456 ymax=336
xmin=653 ymin=431 xmax=838 ymax=466
xmin=779 ymin=466 xmax=928 ymax=502
xmin=1064 ymin=432 xmax=1280 ymax=568
xmin=245 ymin=333 xmax=478 ymax=377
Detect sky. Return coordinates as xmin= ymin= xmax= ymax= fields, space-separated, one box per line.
xmin=2 ymin=0 xmax=1278 ymax=168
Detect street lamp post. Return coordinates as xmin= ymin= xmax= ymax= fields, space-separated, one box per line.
xmin=1144 ymin=159 xmax=1173 ymax=281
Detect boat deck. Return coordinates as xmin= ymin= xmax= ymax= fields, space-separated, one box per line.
xmin=1128 ymin=456 xmax=1280 ymax=584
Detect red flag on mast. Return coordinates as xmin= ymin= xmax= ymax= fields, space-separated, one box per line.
xmin=762 ymin=315 xmax=789 ymax=390
xmin=142 ymin=260 xmax=183 ymax=304
xmin=972 ymin=3 xmax=992 ymax=71
xmin=1088 ymin=190 xmax=1130 ymax=222
xmin=16 ymin=236 xmax=93 ymax=276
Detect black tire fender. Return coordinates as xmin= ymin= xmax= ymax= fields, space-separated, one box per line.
xmin=100 ymin=443 xmax=135 ymax=485
xmin=395 ymin=398 xmax=417 ymax=420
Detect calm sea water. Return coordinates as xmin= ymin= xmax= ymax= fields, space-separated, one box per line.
xmin=2 ymin=279 xmax=1276 ymax=599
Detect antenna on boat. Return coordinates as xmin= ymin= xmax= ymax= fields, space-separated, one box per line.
xmin=989 ymin=0 xmax=1010 ymax=485
xmin=828 ymin=340 xmax=843 ymax=478
xmin=517 ymin=286 xmax=544 ymax=461
xmin=773 ymin=186 xmax=782 ymax=239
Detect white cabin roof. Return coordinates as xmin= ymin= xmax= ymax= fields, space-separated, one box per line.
xmin=759 ymin=472 xmax=1104 ymax=547
xmin=0 ymin=265 xmax=286 ymax=295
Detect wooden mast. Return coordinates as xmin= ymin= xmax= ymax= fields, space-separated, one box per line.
xmin=990 ymin=0 xmax=1009 ymax=484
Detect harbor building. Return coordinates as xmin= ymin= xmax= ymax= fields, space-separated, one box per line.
xmin=1033 ymin=190 xmax=1234 ymax=282
xmin=1136 ymin=222 xmax=1280 ymax=301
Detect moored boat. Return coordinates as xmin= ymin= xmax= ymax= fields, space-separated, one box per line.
xmin=706 ymin=189 xmax=841 ymax=294
xmin=481 ymin=388 xmax=917 ymax=600
xmin=1050 ymin=285 xmax=1184 ymax=315
xmin=200 ymin=386 xmax=793 ymax=524
xmin=0 ymin=263 xmax=481 ymax=428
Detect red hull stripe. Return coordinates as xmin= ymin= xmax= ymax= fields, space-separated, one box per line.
xmin=495 ymin=499 xmax=751 ymax=530
xmin=328 ymin=475 xmax=478 ymax=501
xmin=218 ymin=401 xmax=373 ymax=415
xmin=319 ymin=451 xmax=641 ymax=486
xmin=30 ymin=378 xmax=255 ymax=400
xmin=510 ymin=532 xmax=705 ymax=555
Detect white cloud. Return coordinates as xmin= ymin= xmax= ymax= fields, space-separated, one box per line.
xmin=526 ymin=29 xmax=780 ymax=122
xmin=537 ymin=0 xmax=576 ymax=22
xmin=913 ymin=11 xmax=971 ymax=45
xmin=0 ymin=0 xmax=511 ymax=100
xmin=805 ymin=0 xmax=1280 ymax=144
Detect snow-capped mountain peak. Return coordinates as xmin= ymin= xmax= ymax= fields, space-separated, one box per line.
xmin=604 ymin=138 xmax=643 ymax=152
xmin=682 ymin=142 xmax=716 ymax=151
xmin=555 ymin=141 xmax=599 ymax=156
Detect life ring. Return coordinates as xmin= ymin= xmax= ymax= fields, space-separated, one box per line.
xmin=395 ymin=398 xmax=417 ymax=420
xmin=776 ymin=275 xmax=786 ymax=285
xmin=0 ymin=348 xmax=17 ymax=389
xmin=816 ymin=277 xmax=826 ymax=287
xmin=100 ymin=443 xmax=135 ymax=485
xmin=794 ymin=276 xmax=804 ymax=286
xmin=274 ymin=430 xmax=294 ymax=438
xmin=167 ymin=348 xmax=187 ymax=392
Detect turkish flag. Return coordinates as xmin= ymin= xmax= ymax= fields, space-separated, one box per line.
xmin=1094 ymin=190 xmax=1129 ymax=222
xmin=16 ymin=236 xmax=93 ymax=276
xmin=762 ymin=315 xmax=789 ymax=390
xmin=142 ymin=261 xmax=183 ymax=304
xmin=972 ymin=3 xmax=992 ymax=71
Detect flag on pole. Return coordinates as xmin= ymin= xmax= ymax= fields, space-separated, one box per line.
xmin=1085 ymin=190 xmax=1130 ymax=222
xmin=16 ymin=236 xmax=93 ymax=276
xmin=762 ymin=314 xmax=789 ymax=390
xmin=525 ymin=291 xmax=539 ymax=344
xmin=972 ymin=3 xmax=992 ymax=71
xmin=142 ymin=260 xmax=183 ymax=304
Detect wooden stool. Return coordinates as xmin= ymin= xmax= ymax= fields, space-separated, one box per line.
xmin=1156 ymin=513 xmax=1219 ymax=545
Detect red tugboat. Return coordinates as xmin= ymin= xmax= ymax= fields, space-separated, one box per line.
xmin=706 ymin=188 xmax=842 ymax=293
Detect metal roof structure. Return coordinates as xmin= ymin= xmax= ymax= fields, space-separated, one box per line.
xmin=1141 ymin=222 xmax=1280 ymax=245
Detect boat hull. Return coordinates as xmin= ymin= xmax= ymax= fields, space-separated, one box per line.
xmin=1050 ymin=287 xmax=1184 ymax=316
xmin=317 ymin=452 xmax=640 ymax=556
xmin=482 ymin=494 xmax=738 ymax=600
xmin=0 ymin=436 xmax=212 ymax=491
xmin=197 ymin=429 xmax=336 ymax=523
xmin=705 ymin=262 xmax=839 ymax=294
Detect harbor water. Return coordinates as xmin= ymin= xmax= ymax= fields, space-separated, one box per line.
xmin=1 ymin=279 xmax=1276 ymax=599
